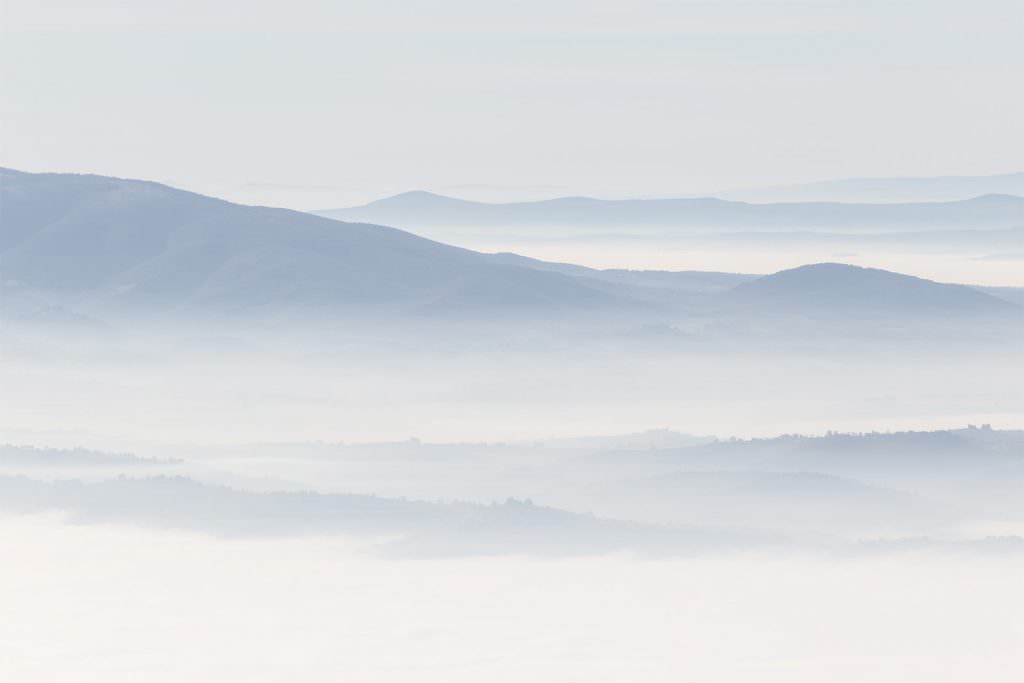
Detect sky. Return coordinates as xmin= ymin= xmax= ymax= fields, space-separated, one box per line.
xmin=2 ymin=0 xmax=1022 ymax=206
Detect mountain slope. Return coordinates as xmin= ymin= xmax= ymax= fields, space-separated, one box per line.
xmin=318 ymin=191 xmax=1024 ymax=232
xmin=0 ymin=168 xmax=635 ymax=319
xmin=485 ymin=251 xmax=754 ymax=289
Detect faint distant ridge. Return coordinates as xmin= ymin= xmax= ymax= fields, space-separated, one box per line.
xmin=716 ymin=172 xmax=1024 ymax=204
xmin=720 ymin=263 xmax=1018 ymax=317
xmin=318 ymin=190 xmax=1024 ymax=231
xmin=0 ymin=443 xmax=180 ymax=467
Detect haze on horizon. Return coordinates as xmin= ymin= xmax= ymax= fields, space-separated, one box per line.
xmin=3 ymin=0 xmax=1023 ymax=207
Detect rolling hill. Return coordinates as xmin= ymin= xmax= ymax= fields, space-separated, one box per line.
xmin=719 ymin=263 xmax=1017 ymax=317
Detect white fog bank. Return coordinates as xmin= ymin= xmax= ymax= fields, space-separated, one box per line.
xmin=2 ymin=515 xmax=1021 ymax=683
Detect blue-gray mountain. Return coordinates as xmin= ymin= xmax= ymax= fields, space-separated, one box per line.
xmin=719 ymin=263 xmax=1015 ymax=316
xmin=0 ymin=168 xmax=1017 ymax=323
xmin=0 ymin=168 xmax=631 ymax=318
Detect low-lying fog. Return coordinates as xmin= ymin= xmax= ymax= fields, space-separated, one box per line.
xmin=2 ymin=323 xmax=1021 ymax=445
xmin=2 ymin=166 xmax=1022 ymax=681
xmin=3 ymin=514 xmax=1020 ymax=683
xmin=2 ymin=338 xmax=1021 ymax=678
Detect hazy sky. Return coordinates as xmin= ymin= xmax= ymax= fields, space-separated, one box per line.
xmin=2 ymin=0 xmax=1022 ymax=204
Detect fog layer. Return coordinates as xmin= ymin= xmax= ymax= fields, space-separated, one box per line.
xmin=2 ymin=515 xmax=1021 ymax=683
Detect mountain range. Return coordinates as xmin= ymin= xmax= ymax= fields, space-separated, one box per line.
xmin=1 ymin=168 xmax=1018 ymax=324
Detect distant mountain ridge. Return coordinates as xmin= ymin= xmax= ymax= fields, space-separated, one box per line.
xmin=716 ymin=172 xmax=1024 ymax=204
xmin=318 ymin=190 xmax=1024 ymax=232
